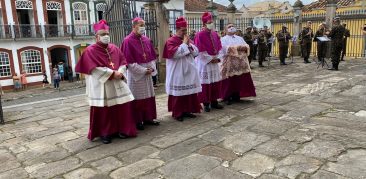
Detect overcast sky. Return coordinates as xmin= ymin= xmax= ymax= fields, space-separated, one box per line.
xmin=213 ymin=0 xmax=316 ymax=7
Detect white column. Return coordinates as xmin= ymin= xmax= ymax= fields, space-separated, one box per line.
xmin=36 ymin=0 xmax=44 ymax=25
xmin=11 ymin=44 xmax=20 ymax=75
xmin=69 ymin=41 xmax=76 ymax=75
xmin=65 ymin=0 xmax=72 ymax=25
xmin=4 ymin=0 xmax=14 ymax=24
xmin=89 ymin=1 xmax=95 ymax=24
xmin=42 ymin=42 xmax=52 ymax=82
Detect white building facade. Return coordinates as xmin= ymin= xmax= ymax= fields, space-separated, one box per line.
xmin=0 ymin=0 xmax=108 ymax=89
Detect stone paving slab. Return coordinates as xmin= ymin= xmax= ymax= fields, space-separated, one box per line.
xmin=1 ymin=59 xmax=366 ymax=178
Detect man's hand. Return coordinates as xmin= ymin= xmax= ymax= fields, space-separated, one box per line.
xmin=183 ymin=35 xmax=189 ymax=45
xmin=146 ymin=68 xmax=154 ymax=75
xmin=113 ymin=71 xmax=124 ymax=79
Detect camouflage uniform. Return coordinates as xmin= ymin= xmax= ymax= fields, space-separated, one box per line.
xmin=243 ymin=30 xmax=254 ymax=63
xmin=341 ymin=28 xmax=350 ymax=61
xmin=251 ymin=30 xmax=259 ymax=60
xmin=300 ymin=27 xmax=314 ymax=63
xmin=328 ymin=24 xmax=346 ymax=70
xmin=264 ymin=30 xmax=273 ymax=57
xmin=276 ymin=29 xmax=292 ymax=65
xmin=257 ymin=32 xmax=268 ymax=67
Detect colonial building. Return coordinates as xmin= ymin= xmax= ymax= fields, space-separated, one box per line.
xmin=184 ymin=0 xmax=242 ymax=18
xmin=0 ymin=0 xmax=108 ymax=89
xmin=239 ymin=0 xmax=293 ymax=18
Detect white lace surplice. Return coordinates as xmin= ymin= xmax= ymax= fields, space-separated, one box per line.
xmin=127 ymin=61 xmax=157 ymax=100
xmin=86 ymin=65 xmax=134 ymax=107
xmin=165 ymin=43 xmax=202 ymax=96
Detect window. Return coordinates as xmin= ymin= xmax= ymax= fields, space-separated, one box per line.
xmin=15 ymin=0 xmax=33 ymax=9
xmin=96 ymin=3 xmax=106 ymax=12
xmin=96 ymin=3 xmax=107 ymax=21
xmin=72 ymin=2 xmax=89 ymax=35
xmin=81 ymin=11 xmax=87 ymax=20
xmin=20 ymin=50 xmax=42 ymax=74
xmin=0 ymin=52 xmax=12 ymax=77
xmin=74 ymin=11 xmax=80 ymax=20
xmin=46 ymin=1 xmax=62 ymax=11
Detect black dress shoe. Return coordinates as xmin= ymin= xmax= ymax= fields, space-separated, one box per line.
xmin=118 ymin=133 xmax=129 ymax=139
xmin=211 ymin=103 xmax=224 ymax=109
xmin=175 ymin=116 xmax=184 ymax=122
xmin=225 ymin=99 xmax=232 ymax=105
xmin=280 ymin=62 xmax=287 ymax=65
xmin=101 ymin=136 xmax=112 ymax=144
xmin=259 ymin=64 xmax=265 ymax=67
xmin=136 ymin=123 xmax=144 ymax=130
xmin=144 ymin=120 xmax=160 ymax=126
xmin=184 ymin=113 xmax=197 ymax=118
xmin=204 ymin=105 xmax=211 ymax=112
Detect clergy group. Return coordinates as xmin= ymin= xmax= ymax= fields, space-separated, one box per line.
xmin=75 ymin=12 xmax=256 ymax=144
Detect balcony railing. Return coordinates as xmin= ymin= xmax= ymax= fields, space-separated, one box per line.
xmin=14 ymin=25 xmax=43 ymax=39
xmin=45 ymin=25 xmax=73 ymax=38
xmin=0 ymin=25 xmax=13 ymax=39
xmin=0 ymin=24 xmax=95 ymax=40
xmin=72 ymin=24 xmax=94 ymax=37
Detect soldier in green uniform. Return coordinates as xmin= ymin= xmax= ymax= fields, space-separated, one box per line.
xmin=328 ymin=17 xmax=346 ymax=70
xmin=341 ymin=23 xmax=350 ymax=61
xmin=300 ymin=21 xmax=314 ymax=63
xmin=251 ymin=27 xmax=259 ymax=61
xmin=243 ymin=26 xmax=254 ymax=64
xmin=257 ymin=29 xmax=268 ymax=67
xmin=264 ymin=26 xmax=273 ymax=57
xmin=276 ymin=25 xmax=292 ymax=65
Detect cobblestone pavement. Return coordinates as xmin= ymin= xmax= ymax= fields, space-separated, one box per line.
xmin=1 ymin=59 xmax=366 ymax=179
xmin=2 ymin=81 xmax=86 ymax=107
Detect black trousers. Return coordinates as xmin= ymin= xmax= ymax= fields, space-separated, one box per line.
xmin=248 ymin=43 xmax=254 ymax=63
xmin=317 ymin=42 xmax=326 ymax=62
xmin=279 ymin=44 xmax=289 ymax=63
xmin=331 ymin=42 xmax=343 ymax=68
xmin=302 ymin=42 xmax=312 ymax=62
xmin=253 ymin=44 xmax=258 ymax=60
xmin=258 ymin=46 xmax=267 ymax=65
xmin=152 ymin=75 xmax=157 ymax=86
xmin=267 ymin=43 xmax=272 ymax=56
xmin=341 ymin=40 xmax=347 ymax=61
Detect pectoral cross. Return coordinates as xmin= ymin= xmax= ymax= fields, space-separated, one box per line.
xmin=143 ymin=53 xmax=147 ymax=60
xmin=109 ymin=61 xmax=115 ymax=69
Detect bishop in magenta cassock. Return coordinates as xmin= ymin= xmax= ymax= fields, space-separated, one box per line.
xmin=194 ymin=12 xmax=224 ymax=112
xmin=163 ymin=17 xmax=202 ymax=121
xmin=220 ymin=23 xmax=256 ymax=105
xmin=75 ymin=20 xmax=137 ymax=144
xmin=121 ymin=17 xmax=160 ymax=130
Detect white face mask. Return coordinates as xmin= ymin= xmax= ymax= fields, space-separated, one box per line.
xmin=228 ymin=27 xmax=237 ymax=33
xmin=138 ymin=27 xmax=146 ymax=35
xmin=99 ymin=35 xmax=110 ymax=44
xmin=206 ymin=23 xmax=214 ymax=30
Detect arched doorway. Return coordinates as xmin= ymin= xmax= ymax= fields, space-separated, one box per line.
xmin=48 ymin=45 xmax=71 ymax=80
